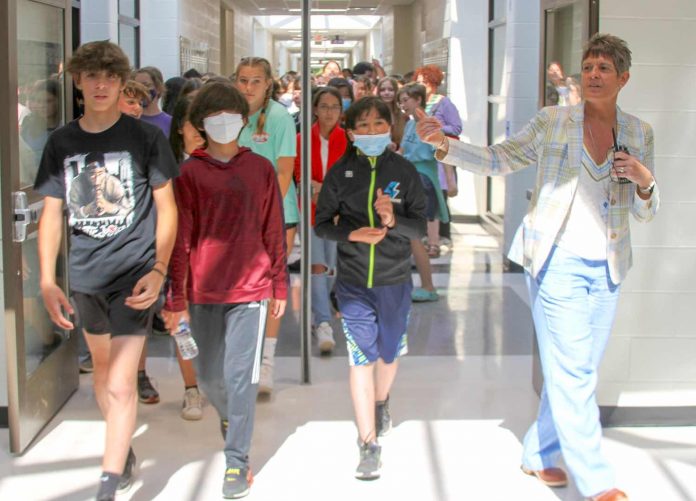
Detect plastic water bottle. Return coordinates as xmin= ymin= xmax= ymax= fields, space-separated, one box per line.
xmin=174 ymin=319 xmax=198 ymax=360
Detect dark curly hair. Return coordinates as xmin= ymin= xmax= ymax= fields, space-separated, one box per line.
xmin=66 ymin=41 xmax=131 ymax=83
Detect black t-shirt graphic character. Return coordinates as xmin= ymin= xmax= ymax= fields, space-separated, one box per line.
xmin=34 ymin=114 xmax=178 ymax=294
xmin=68 ymin=151 xmax=134 ymax=221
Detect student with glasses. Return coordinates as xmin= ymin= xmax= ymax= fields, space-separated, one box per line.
xmin=293 ymin=86 xmax=348 ymax=355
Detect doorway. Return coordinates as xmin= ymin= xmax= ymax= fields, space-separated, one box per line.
xmin=0 ymin=0 xmax=78 ymax=454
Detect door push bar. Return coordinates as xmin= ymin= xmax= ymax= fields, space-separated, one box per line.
xmin=13 ymin=191 xmax=41 ymax=243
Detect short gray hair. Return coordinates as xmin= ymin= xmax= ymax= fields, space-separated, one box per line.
xmin=582 ymin=33 xmax=632 ymax=74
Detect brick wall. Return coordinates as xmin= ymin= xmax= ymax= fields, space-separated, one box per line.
xmin=179 ymin=0 xmax=221 ymax=74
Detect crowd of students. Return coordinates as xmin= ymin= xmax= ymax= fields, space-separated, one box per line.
xmin=32 ymin=31 xmax=650 ymax=501
xmin=33 ymin=42 xmax=456 ymax=500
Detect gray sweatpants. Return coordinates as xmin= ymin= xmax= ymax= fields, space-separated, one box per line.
xmin=189 ymin=301 xmax=267 ymax=468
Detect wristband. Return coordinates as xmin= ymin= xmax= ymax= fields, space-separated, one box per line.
xmin=151 ymin=267 xmax=167 ymax=279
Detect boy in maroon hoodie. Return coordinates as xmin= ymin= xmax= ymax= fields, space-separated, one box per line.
xmin=162 ymin=81 xmax=287 ymax=499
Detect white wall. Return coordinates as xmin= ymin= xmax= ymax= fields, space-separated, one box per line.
xmin=502 ymin=0 xmax=540 ymax=255
xmin=596 ymin=1 xmax=696 ymax=406
xmin=446 ymin=0 xmax=488 ymax=216
xmin=139 ymin=0 xmax=179 ymax=78
xmin=252 ymin=20 xmax=267 ymax=60
xmin=80 ymin=0 xmax=118 ymax=43
xmin=352 ymin=44 xmax=362 ymax=67
xmin=368 ymin=20 xmax=383 ymax=62
xmin=277 ymin=43 xmax=289 ymax=76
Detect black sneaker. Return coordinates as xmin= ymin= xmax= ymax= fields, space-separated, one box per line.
xmin=95 ymin=488 xmax=115 ymax=501
xmin=222 ymin=466 xmax=252 ymax=498
xmin=355 ymin=441 xmax=381 ymax=480
xmin=117 ymin=447 xmax=136 ymax=493
xmin=288 ymin=259 xmax=301 ymax=273
xmin=329 ymin=289 xmax=339 ymax=313
xmin=375 ymin=395 xmax=392 ymax=437
xmin=137 ymin=372 xmax=160 ymax=404
xmin=96 ymin=473 xmax=118 ymax=501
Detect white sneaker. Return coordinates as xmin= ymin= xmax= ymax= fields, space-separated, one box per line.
xmin=258 ymin=357 xmax=274 ymax=396
xmin=181 ymin=387 xmax=203 ymax=421
xmin=315 ymin=322 xmax=335 ymax=354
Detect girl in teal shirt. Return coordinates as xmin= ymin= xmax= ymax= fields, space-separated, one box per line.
xmin=235 ymin=57 xmax=298 ymax=395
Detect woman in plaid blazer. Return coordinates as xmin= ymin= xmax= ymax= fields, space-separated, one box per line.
xmin=416 ymin=34 xmax=658 ymax=501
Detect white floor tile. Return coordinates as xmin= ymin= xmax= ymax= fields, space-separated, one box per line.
xmin=1 ymin=356 xmax=695 ymax=500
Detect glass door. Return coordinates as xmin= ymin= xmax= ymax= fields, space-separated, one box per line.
xmin=2 ymin=0 xmax=77 ymax=454
xmin=540 ymin=0 xmax=599 ymax=107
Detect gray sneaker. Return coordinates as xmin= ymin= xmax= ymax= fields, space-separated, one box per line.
xmin=222 ymin=466 xmax=252 ymax=498
xmin=79 ymin=354 xmax=94 ymax=373
xmin=355 ymin=441 xmax=381 ymax=480
xmin=137 ymin=372 xmax=160 ymax=404
xmin=375 ymin=396 xmax=392 ymax=437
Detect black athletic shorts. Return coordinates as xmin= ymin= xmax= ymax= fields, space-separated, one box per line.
xmin=72 ymin=288 xmax=154 ymax=337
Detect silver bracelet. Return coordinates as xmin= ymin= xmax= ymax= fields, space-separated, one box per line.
xmin=638 ymin=177 xmax=656 ymax=195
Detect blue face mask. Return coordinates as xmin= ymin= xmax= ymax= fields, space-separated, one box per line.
xmin=352 ymin=132 xmax=392 ymax=157
xmin=342 ymin=98 xmax=352 ymax=112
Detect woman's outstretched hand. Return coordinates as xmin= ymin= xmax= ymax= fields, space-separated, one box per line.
xmin=414 ymin=108 xmax=445 ymax=147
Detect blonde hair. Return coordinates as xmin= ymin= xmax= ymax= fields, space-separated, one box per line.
xmin=234 ymin=57 xmax=273 ymax=136
xmin=379 ymin=77 xmax=407 ymax=147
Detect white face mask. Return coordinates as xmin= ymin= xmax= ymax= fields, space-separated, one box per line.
xmin=203 ymin=112 xmax=244 ymax=144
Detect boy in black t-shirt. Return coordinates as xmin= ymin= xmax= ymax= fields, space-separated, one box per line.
xmin=34 ymin=41 xmax=178 ymax=501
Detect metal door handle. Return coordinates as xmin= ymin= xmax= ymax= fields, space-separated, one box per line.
xmin=13 ymin=192 xmax=40 ymax=242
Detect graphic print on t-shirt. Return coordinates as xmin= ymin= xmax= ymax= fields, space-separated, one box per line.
xmin=64 ymin=151 xmax=135 ymax=238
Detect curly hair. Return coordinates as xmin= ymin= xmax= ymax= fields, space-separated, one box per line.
xmin=66 ymin=41 xmax=131 ymax=83
xmin=414 ymin=64 xmax=444 ymax=88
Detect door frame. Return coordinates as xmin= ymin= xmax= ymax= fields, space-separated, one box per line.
xmin=1 ymin=0 xmax=77 ymax=454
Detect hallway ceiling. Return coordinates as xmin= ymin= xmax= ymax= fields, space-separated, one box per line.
xmin=262 ymin=14 xmax=380 ymax=41
xmin=236 ymin=0 xmax=412 ymax=16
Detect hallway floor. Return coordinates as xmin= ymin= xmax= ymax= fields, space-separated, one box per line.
xmin=1 ymin=222 xmax=695 ymax=501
